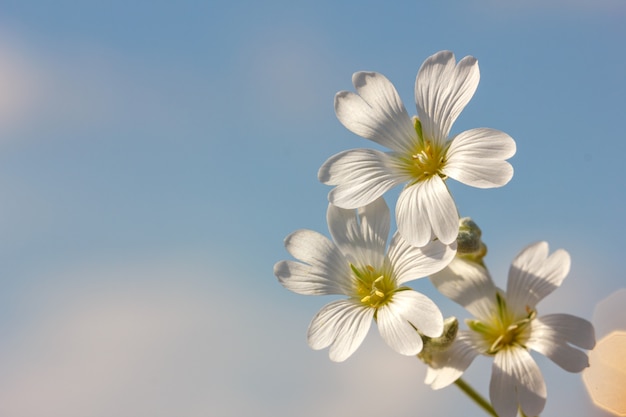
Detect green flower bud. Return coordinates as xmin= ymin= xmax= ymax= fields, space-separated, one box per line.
xmin=456 ymin=217 xmax=487 ymax=265
xmin=418 ymin=316 xmax=459 ymax=364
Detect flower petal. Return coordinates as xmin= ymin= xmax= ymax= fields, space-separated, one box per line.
xmin=396 ymin=290 xmax=444 ymax=337
xmin=444 ymin=128 xmax=516 ymax=188
xmin=429 ymin=257 xmax=498 ymax=322
xmin=274 ymin=260 xmax=350 ymax=296
xmin=396 ymin=176 xmax=459 ymax=247
xmin=387 ymin=234 xmax=456 ymax=285
xmin=327 ymin=198 xmax=389 ymax=268
xmin=395 ymin=183 xmax=432 ymax=247
xmin=414 ymin=51 xmax=479 ymax=144
xmin=318 ymin=148 xmax=406 ymax=209
xmin=307 ymin=299 xmax=374 ymax=362
xmin=377 ymin=291 xmax=441 ymax=355
xmin=283 ymin=229 xmax=353 ymax=294
xmin=490 ymin=350 xmax=519 ymax=417
xmin=491 ymin=348 xmax=547 ymax=417
xmin=527 ymin=314 xmax=595 ymax=372
xmin=507 ymin=241 xmax=571 ymax=314
xmin=335 ymin=72 xmax=417 ymax=153
xmin=425 ymin=331 xmax=481 ymax=389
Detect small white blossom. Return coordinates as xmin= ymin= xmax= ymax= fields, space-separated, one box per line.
xmin=425 ymin=242 xmax=596 ymax=417
xmin=274 ymin=198 xmax=456 ymax=361
xmin=319 ymin=50 xmax=516 ymax=247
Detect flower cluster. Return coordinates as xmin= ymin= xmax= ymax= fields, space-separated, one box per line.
xmin=426 ymin=241 xmax=595 ymax=417
xmin=275 ymin=50 xmax=595 ymax=417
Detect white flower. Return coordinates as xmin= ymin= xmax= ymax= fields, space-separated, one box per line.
xmin=319 ymin=50 xmax=516 ymax=247
xmin=425 ymin=242 xmax=596 ymax=417
xmin=274 ymin=197 xmax=456 ymax=362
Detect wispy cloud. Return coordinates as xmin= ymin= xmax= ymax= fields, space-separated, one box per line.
xmin=0 ymin=254 xmax=453 ymax=417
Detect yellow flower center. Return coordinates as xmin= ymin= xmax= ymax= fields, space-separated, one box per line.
xmin=401 ymin=117 xmax=448 ymax=182
xmin=350 ymin=264 xmax=396 ymax=308
xmin=467 ymin=292 xmax=536 ymax=355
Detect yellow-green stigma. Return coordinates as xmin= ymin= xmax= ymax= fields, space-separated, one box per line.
xmin=467 ymin=293 xmax=536 ymax=355
xmin=350 ymin=264 xmax=395 ymax=308
xmin=404 ymin=117 xmax=448 ymax=181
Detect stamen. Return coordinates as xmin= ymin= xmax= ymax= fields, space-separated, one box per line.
xmin=489 ymin=335 xmax=504 ymax=353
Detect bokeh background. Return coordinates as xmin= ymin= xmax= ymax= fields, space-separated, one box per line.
xmin=0 ymin=0 xmax=624 ymax=416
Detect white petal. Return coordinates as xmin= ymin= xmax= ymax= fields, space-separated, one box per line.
xmin=425 ymin=331 xmax=481 ymax=389
xmin=422 ymin=176 xmax=459 ymax=245
xmin=318 ymin=148 xmax=406 ymax=209
xmin=491 ymin=348 xmax=547 ymax=417
xmin=395 ymin=183 xmax=433 ymax=247
xmin=387 ymin=234 xmax=456 ymax=285
xmin=444 ymin=128 xmax=516 ymax=188
xmin=396 ymin=176 xmax=459 ymax=247
xmin=376 ymin=293 xmax=430 ymax=356
xmin=414 ymin=51 xmax=479 ymax=144
xmin=430 ymin=257 xmax=498 ymax=321
xmin=507 ymin=242 xmax=571 ymax=314
xmin=327 ymin=198 xmax=389 ymax=268
xmin=527 ymin=314 xmax=595 ymax=372
xmin=490 ymin=350 xmax=519 ymax=417
xmin=307 ymin=299 xmax=374 ymax=362
xmin=447 ymin=128 xmax=516 ymax=159
xmin=283 ymin=229 xmax=353 ymax=293
xmin=393 ymin=290 xmax=443 ymax=338
xmin=335 ymin=72 xmax=417 ymax=153
xmin=274 ymin=260 xmax=350 ymax=296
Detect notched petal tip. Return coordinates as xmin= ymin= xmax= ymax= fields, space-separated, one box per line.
xmin=352 ymin=71 xmax=379 ymax=89
xmin=426 ymin=50 xmax=455 ymax=65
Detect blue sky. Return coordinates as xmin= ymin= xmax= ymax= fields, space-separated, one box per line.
xmin=0 ymin=1 xmax=624 ymax=416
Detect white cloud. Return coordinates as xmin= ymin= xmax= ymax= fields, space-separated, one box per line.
xmin=0 ymin=254 xmax=457 ymax=417
xmin=0 ymin=27 xmax=218 ymax=140
xmin=0 ymin=35 xmax=42 ymax=135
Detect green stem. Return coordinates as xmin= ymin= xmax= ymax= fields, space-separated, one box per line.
xmin=454 ymin=378 xmax=498 ymax=417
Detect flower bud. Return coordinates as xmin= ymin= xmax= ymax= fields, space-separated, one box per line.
xmin=418 ymin=317 xmax=459 ymax=364
xmin=456 ymin=217 xmax=487 ymax=264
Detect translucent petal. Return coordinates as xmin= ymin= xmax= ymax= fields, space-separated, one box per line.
xmin=283 ymin=229 xmax=353 ymax=292
xmin=527 ymin=314 xmax=595 ymax=372
xmin=444 ymin=128 xmax=516 ymax=188
xmin=491 ymin=348 xmax=547 ymax=417
xmin=490 ymin=350 xmax=519 ymax=417
xmin=393 ymin=290 xmax=443 ymax=338
xmin=446 ymin=128 xmax=516 ymax=159
xmin=335 ymin=72 xmax=417 ymax=153
xmin=274 ymin=260 xmax=351 ymax=296
xmin=396 ymin=176 xmax=459 ymax=247
xmin=422 ymin=176 xmax=459 ymax=245
xmin=377 ymin=295 xmax=427 ymax=355
xmin=327 ymin=198 xmax=389 ymax=268
xmin=425 ymin=331 xmax=481 ymax=389
xmin=507 ymin=242 xmax=570 ymax=314
xmin=396 ymin=183 xmax=432 ymax=248
xmin=307 ymin=299 xmax=374 ymax=362
xmin=388 ymin=234 xmax=456 ymax=285
xmin=318 ymin=148 xmax=406 ymax=209
xmin=430 ymin=257 xmax=497 ymax=321
xmin=414 ymin=51 xmax=479 ymax=145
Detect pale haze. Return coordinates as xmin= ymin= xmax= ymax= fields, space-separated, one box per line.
xmin=0 ymin=1 xmax=624 ymax=416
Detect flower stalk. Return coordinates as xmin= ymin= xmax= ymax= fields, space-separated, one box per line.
xmin=454 ymin=378 xmax=499 ymax=417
